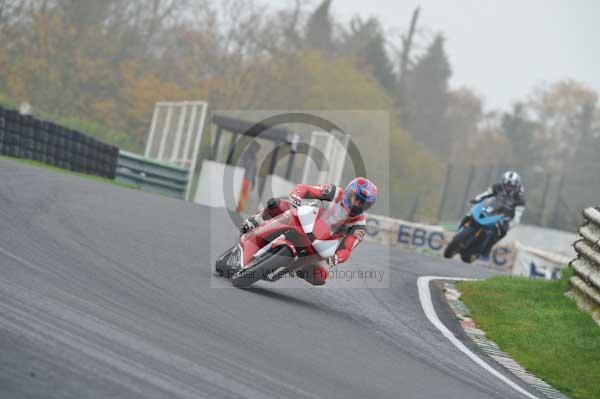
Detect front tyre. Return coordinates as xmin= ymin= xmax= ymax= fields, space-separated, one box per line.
xmin=215 ymin=245 xmax=240 ymax=279
xmin=232 ymin=246 xmax=293 ymax=288
xmin=461 ymin=253 xmax=479 ymax=263
xmin=443 ymin=228 xmax=472 ymax=259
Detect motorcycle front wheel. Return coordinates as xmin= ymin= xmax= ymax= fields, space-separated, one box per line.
xmin=215 ymin=245 xmax=239 ymax=278
xmin=231 ymin=246 xmax=293 ymax=288
xmin=443 ymin=227 xmax=472 ymax=259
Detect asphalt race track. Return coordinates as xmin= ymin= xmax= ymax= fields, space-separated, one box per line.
xmin=0 ymin=158 xmax=539 ymax=399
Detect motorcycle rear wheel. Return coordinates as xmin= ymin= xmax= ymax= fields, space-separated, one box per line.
xmin=232 ymin=246 xmax=293 ymax=288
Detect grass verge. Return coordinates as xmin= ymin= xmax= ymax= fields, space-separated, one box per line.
xmin=1 ymin=155 xmax=136 ymax=190
xmin=458 ymin=269 xmax=600 ymax=399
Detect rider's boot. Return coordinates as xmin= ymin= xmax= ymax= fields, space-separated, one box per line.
xmin=480 ymin=230 xmax=497 ymax=257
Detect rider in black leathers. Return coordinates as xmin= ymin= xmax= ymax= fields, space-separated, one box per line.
xmin=469 ymin=171 xmax=526 ymax=256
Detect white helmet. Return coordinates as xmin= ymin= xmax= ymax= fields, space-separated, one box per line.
xmin=502 ymin=171 xmax=521 ymax=193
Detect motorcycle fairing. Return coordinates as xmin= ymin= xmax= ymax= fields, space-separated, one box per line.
xmin=240 ymin=209 xmax=312 ymax=268
xmin=470 ymin=201 xmax=505 ymax=226
xmin=297 ymin=205 xmax=343 ymax=258
xmin=238 ymin=203 xmax=345 ymax=271
xmin=297 ymin=205 xmax=317 ymax=233
xmin=312 ymin=239 xmax=341 ymax=258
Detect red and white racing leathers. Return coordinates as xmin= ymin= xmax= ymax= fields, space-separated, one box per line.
xmin=258 ymin=183 xmax=367 ymax=285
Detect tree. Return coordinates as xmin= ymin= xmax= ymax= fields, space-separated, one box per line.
xmin=402 ymin=34 xmax=452 ymax=156
xmin=445 ymin=88 xmax=482 ymax=161
xmin=506 ymin=81 xmax=599 ymax=230
xmin=342 ymin=17 xmax=397 ymax=93
xmin=561 ymin=101 xmax=599 ymax=228
xmin=207 ymin=49 xmax=440 ymax=217
xmin=527 ymin=80 xmax=598 ymax=172
xmin=304 ymin=0 xmax=334 ymax=56
xmin=0 ymin=0 xmax=449 ymax=220
xmin=500 ymin=103 xmax=539 ymax=169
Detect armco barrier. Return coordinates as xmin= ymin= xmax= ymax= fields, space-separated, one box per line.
xmin=364 ymin=214 xmax=516 ymax=272
xmin=0 ymin=105 xmax=118 ymax=178
xmin=570 ymin=207 xmax=600 ymax=307
xmin=116 ymin=151 xmax=189 ymax=199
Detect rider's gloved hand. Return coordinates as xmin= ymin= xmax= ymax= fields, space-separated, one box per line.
xmin=469 ymin=198 xmax=479 ymax=204
xmin=289 ymin=194 xmax=302 ymax=207
xmin=326 ymin=255 xmax=340 ymax=268
xmin=239 ymin=217 xmax=259 ymax=234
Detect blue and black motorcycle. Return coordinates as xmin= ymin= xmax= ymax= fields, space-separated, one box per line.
xmin=443 ymin=197 xmax=511 ymax=263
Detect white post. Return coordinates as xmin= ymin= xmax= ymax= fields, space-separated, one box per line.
xmin=144 ymin=104 xmax=161 ymax=158
xmin=170 ymin=102 xmax=188 ymax=164
xmin=182 ymin=104 xmax=198 ymax=168
xmin=157 ymin=105 xmax=173 ymax=161
xmin=320 ymin=134 xmax=335 ymax=185
xmin=301 ymin=134 xmax=316 ymax=183
xmin=185 ymin=102 xmax=208 ymax=200
xmin=331 ymin=132 xmax=349 ymax=187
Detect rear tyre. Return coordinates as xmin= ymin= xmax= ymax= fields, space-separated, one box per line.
xmin=232 ymin=246 xmax=293 ymax=289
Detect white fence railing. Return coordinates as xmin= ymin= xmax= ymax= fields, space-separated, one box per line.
xmin=570 ymin=207 xmax=600 ymax=307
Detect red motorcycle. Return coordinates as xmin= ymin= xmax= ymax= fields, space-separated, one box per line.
xmin=215 ymin=201 xmax=348 ymax=288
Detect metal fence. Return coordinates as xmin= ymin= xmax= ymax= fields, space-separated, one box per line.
xmin=116 ymin=151 xmax=189 ymax=199
xmin=144 ymin=101 xmax=208 ymax=200
xmin=570 ymin=207 xmax=600 ymax=309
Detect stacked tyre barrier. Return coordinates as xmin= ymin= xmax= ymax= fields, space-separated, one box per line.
xmin=570 ymin=207 xmax=600 ymax=308
xmin=0 ymin=106 xmax=118 ymax=179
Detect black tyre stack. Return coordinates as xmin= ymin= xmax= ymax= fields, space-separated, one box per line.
xmin=0 ymin=108 xmax=22 ymax=158
xmin=0 ymin=105 xmax=119 ymax=179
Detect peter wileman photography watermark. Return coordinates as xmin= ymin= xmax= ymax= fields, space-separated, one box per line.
xmin=207 ymin=110 xmax=390 ymax=289
xmin=216 ymin=265 xmax=387 ymax=284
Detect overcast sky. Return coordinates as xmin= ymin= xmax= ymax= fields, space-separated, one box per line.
xmin=271 ymin=0 xmax=600 ymax=111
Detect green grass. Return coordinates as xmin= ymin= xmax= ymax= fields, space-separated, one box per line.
xmin=1 ymin=155 xmax=136 ymax=190
xmin=458 ymin=270 xmax=600 ymax=399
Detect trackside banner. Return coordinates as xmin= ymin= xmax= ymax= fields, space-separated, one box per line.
xmin=363 ymin=214 xmax=515 ymax=272
xmin=512 ymin=243 xmax=571 ymax=280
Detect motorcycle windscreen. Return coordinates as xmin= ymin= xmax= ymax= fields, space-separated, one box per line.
xmin=312 ymin=202 xmax=349 ymax=240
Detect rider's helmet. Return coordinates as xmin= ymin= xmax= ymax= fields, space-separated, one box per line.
xmin=342 ymin=177 xmax=378 ymax=217
xmin=502 ymin=171 xmax=521 ymax=194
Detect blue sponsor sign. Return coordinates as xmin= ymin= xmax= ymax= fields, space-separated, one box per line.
xmin=364 ymin=217 xmax=514 ymax=270
xmin=529 ymin=262 xmax=561 ymax=280
xmin=396 ymin=224 xmax=446 ymax=251
xmin=365 ymin=217 xmax=380 ymax=237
